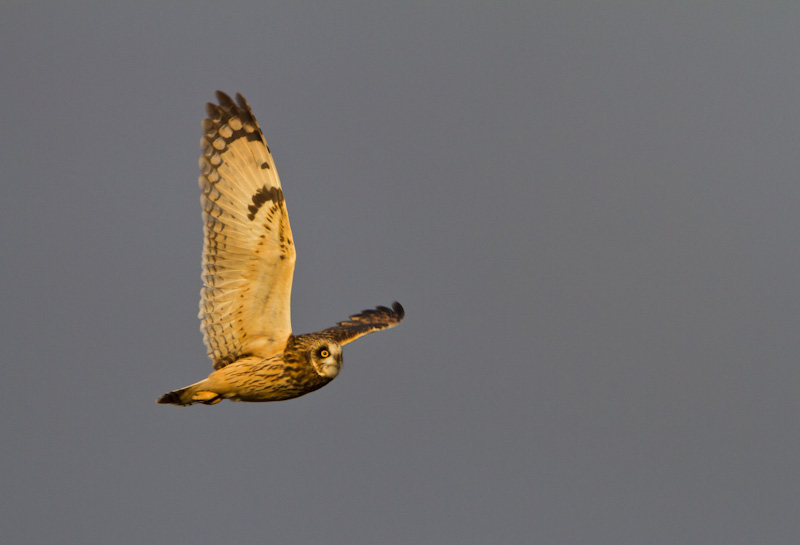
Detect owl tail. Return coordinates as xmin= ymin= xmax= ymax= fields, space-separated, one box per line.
xmin=157 ymin=380 xmax=222 ymax=406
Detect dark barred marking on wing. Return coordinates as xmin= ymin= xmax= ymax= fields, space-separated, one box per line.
xmin=203 ymin=92 xmax=264 ymax=145
xmin=247 ymin=185 xmax=284 ymax=221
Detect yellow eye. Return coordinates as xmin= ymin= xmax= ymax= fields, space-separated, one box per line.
xmin=320 ymin=349 xmax=330 ymax=358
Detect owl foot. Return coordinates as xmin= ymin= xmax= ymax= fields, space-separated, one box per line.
xmin=192 ymin=391 xmax=222 ymax=405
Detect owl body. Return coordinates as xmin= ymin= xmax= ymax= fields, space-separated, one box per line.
xmin=161 ymin=335 xmax=343 ymax=405
xmin=157 ymin=92 xmax=403 ymax=406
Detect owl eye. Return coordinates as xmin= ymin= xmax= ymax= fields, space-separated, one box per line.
xmin=319 ymin=349 xmax=330 ymax=358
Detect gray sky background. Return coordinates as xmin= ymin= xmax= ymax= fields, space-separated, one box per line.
xmin=2 ymin=3 xmax=799 ymax=544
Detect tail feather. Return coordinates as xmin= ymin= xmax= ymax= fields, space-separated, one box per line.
xmin=157 ymin=387 xmax=191 ymax=405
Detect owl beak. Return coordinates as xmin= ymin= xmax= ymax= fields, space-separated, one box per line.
xmin=320 ymin=362 xmax=341 ymax=379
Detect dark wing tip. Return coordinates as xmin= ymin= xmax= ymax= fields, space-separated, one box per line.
xmin=235 ymin=92 xmax=250 ymax=110
xmin=214 ymin=90 xmax=235 ymax=108
xmin=209 ymin=91 xmax=250 ymax=117
xmin=205 ymin=101 xmax=222 ymax=119
xmin=391 ymin=301 xmax=404 ymax=321
xmin=320 ymin=301 xmax=404 ymax=345
xmin=349 ymin=301 xmax=404 ymax=325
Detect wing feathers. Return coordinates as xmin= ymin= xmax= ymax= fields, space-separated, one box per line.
xmin=194 ymin=92 xmax=403 ymax=374
xmin=322 ymin=302 xmax=405 ymax=346
xmin=198 ymin=92 xmax=296 ymax=369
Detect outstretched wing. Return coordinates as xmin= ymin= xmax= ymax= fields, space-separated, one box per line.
xmin=321 ymin=302 xmax=405 ymax=346
xmin=198 ymin=91 xmax=296 ymax=369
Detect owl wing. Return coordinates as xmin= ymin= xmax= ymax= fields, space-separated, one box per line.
xmin=321 ymin=302 xmax=405 ymax=346
xmin=198 ymin=91 xmax=296 ymax=369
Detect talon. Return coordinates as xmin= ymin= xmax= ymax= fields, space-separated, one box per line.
xmin=192 ymin=390 xmax=221 ymax=404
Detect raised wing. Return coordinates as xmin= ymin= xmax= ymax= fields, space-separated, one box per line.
xmin=321 ymin=302 xmax=405 ymax=346
xmin=198 ymin=91 xmax=296 ymax=369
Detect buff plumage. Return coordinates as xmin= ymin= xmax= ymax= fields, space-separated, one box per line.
xmin=158 ymin=92 xmax=404 ymax=406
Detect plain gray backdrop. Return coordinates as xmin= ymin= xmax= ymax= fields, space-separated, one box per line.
xmin=2 ymin=3 xmax=799 ymax=544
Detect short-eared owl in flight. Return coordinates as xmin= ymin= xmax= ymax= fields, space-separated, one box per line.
xmin=158 ymin=92 xmax=404 ymax=406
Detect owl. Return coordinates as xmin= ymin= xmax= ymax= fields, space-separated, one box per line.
xmin=158 ymin=91 xmax=404 ymax=406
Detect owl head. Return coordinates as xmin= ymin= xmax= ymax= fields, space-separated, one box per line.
xmin=310 ymin=339 xmax=343 ymax=379
xmin=295 ymin=335 xmax=343 ymax=379
xmin=286 ymin=301 xmax=405 ymax=382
